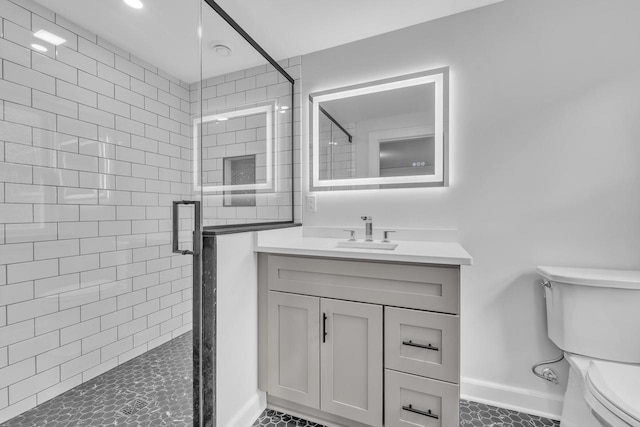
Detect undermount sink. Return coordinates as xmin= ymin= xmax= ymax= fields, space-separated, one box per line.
xmin=336 ymin=240 xmax=399 ymax=250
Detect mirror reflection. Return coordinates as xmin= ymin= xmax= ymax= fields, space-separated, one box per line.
xmin=310 ymin=68 xmax=448 ymax=190
xmin=197 ymin=5 xmax=294 ymax=225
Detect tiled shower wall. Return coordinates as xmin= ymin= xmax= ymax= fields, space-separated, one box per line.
xmin=318 ymin=117 xmax=356 ymax=181
xmin=0 ymin=0 xmax=193 ymax=422
xmin=193 ymin=58 xmax=301 ymax=226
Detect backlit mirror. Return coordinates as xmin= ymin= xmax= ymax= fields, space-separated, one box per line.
xmin=310 ymin=67 xmax=448 ymax=190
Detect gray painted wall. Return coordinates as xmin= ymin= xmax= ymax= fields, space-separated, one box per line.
xmin=301 ymin=0 xmax=640 ymax=416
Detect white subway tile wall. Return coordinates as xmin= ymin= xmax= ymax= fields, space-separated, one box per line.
xmin=0 ymin=1 xmax=194 ymax=422
xmin=193 ymin=60 xmax=301 ymax=226
xmin=317 ymin=117 xmax=356 ymax=181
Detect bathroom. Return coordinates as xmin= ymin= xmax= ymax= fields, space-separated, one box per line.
xmin=1 ymin=0 xmax=639 ymax=426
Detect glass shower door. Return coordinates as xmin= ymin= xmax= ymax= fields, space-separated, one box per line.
xmin=0 ymin=0 xmax=202 ymax=425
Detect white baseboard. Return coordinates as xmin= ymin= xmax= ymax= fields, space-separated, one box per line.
xmin=223 ymin=392 xmax=266 ymax=427
xmin=229 ymin=381 xmax=563 ymax=425
xmin=461 ymin=376 xmax=563 ymax=420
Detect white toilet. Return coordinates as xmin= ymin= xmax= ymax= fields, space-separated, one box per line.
xmin=537 ymin=266 xmax=640 ymax=427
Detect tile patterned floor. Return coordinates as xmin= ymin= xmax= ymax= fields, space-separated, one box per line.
xmin=1 ymin=332 xmax=193 ymax=427
xmin=2 ymin=331 xmax=559 ymax=427
xmin=251 ymin=402 xmax=560 ymax=427
xmin=252 ymin=410 xmax=323 ymax=427
xmin=459 ymin=400 xmax=560 ymax=427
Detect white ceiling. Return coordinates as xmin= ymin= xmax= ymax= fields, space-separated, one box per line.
xmin=35 ymin=0 xmax=502 ymax=84
xmin=215 ymin=0 xmax=504 ymax=59
xmin=35 ymin=0 xmax=265 ymax=83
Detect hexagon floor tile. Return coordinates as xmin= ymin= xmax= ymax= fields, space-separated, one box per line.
xmin=2 ymin=332 xmax=193 ymax=427
xmin=2 ymin=331 xmax=560 ymax=427
xmin=458 ymin=400 xmax=560 ymax=427
xmin=251 ymin=402 xmax=560 ymax=427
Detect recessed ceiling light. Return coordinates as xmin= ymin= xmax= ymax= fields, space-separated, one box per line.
xmin=31 ymin=44 xmax=48 ymax=52
xmin=33 ymin=30 xmax=66 ymax=46
xmin=211 ymin=43 xmax=232 ymax=57
xmin=123 ymin=0 xmax=144 ymax=9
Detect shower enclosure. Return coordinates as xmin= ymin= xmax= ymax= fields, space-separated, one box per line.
xmin=189 ymin=2 xmax=297 ymax=425
xmin=0 ymin=0 xmax=296 ymax=425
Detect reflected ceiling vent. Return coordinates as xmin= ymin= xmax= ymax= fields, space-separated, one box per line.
xmin=210 ymin=43 xmax=232 ymax=57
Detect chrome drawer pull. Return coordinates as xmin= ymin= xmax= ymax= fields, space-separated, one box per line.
xmin=402 ymin=404 xmax=439 ymax=419
xmin=402 ymin=340 xmax=439 ymax=351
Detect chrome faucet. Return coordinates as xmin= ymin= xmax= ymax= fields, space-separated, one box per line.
xmin=361 ymin=216 xmax=373 ymax=241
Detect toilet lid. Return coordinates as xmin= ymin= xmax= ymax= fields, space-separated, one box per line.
xmin=586 ymin=360 xmax=640 ymax=424
xmin=537 ymin=266 xmax=640 ymax=289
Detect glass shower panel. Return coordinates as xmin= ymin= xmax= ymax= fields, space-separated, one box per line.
xmin=198 ymin=7 xmax=295 ymax=227
xmin=0 ymin=0 xmax=201 ymax=425
xmin=195 ymin=3 xmax=297 ymax=426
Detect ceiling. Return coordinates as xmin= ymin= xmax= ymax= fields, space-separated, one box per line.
xmin=35 ymin=0 xmax=502 ymax=84
xmin=215 ymin=0 xmax=503 ymax=59
xmin=35 ymin=0 xmax=265 ymax=83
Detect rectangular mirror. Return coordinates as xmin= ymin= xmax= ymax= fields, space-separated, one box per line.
xmin=310 ymin=67 xmax=448 ymax=190
xmin=194 ymin=103 xmax=276 ymax=193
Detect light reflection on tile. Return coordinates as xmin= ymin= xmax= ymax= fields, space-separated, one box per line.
xmin=57 ymin=187 xmax=99 ymax=205
xmin=32 ymin=129 xmax=79 ymax=153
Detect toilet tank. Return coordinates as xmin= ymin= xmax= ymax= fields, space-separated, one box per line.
xmin=537 ymin=266 xmax=640 ymax=363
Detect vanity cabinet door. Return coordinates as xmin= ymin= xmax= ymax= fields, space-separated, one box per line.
xmin=320 ymin=298 xmax=383 ymax=427
xmin=267 ymin=291 xmax=320 ymax=409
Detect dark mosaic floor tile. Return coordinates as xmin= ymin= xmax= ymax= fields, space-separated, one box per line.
xmin=1 ymin=332 xmax=193 ymax=427
xmin=251 ymin=409 xmax=323 ymax=427
xmin=2 ymin=331 xmax=560 ymax=427
xmin=251 ymin=401 xmax=560 ymax=427
xmin=458 ymin=400 xmax=560 ymax=427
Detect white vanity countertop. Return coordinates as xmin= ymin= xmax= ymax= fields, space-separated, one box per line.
xmin=255 ymin=227 xmax=472 ymax=266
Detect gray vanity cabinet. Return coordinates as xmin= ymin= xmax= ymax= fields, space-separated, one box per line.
xmin=259 ymin=253 xmax=461 ymax=427
xmin=267 ymin=291 xmax=383 ymax=426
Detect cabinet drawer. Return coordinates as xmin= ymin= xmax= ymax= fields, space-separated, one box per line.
xmin=385 ymin=307 xmax=459 ymax=383
xmin=267 ymin=255 xmax=459 ymax=314
xmin=385 ymin=369 xmax=459 ymax=427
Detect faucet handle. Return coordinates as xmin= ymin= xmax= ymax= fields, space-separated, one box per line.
xmin=361 ymin=216 xmax=372 ymax=221
xmin=382 ymin=230 xmax=396 ymax=243
xmin=342 ymin=229 xmax=356 ymax=241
